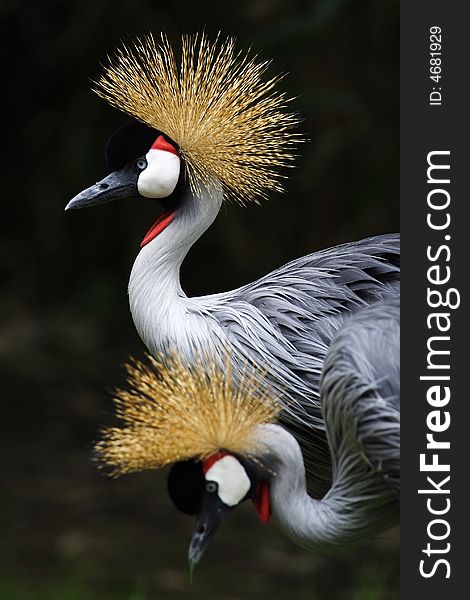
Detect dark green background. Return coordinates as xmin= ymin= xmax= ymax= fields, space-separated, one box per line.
xmin=2 ymin=1 xmax=399 ymax=598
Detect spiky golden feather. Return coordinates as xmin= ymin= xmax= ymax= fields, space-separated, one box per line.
xmin=93 ymin=33 xmax=303 ymax=204
xmin=95 ymin=354 xmax=281 ymax=475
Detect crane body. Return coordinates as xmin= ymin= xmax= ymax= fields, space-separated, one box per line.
xmin=128 ymin=181 xmax=399 ymax=495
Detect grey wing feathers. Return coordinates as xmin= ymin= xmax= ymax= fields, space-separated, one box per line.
xmin=235 ymin=233 xmax=399 ymax=354
xmin=211 ymin=232 xmax=400 ymax=418
xmin=320 ymin=298 xmax=400 ymax=494
xmin=199 ymin=233 xmax=400 ymax=497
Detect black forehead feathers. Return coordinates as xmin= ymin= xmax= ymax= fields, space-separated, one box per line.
xmin=167 ymin=460 xmax=204 ymax=516
xmin=105 ymin=120 xmax=160 ymax=170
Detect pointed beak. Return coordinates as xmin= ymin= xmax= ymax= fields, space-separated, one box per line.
xmin=187 ymin=496 xmax=231 ymax=570
xmin=65 ymin=167 xmax=138 ymax=211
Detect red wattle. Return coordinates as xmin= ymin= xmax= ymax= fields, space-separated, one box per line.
xmin=140 ymin=210 xmax=177 ymax=248
xmin=253 ymin=482 xmax=271 ymax=523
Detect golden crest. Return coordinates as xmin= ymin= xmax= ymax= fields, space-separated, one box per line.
xmin=94 ymin=33 xmax=303 ymax=204
xmin=95 ymin=354 xmax=280 ymax=475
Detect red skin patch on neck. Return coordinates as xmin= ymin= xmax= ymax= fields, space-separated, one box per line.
xmin=202 ymin=451 xmax=229 ymax=474
xmin=253 ymin=482 xmax=271 ymax=523
xmin=140 ymin=210 xmax=177 ymax=248
xmin=151 ymin=135 xmax=179 ymax=156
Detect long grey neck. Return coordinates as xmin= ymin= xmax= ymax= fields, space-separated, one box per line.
xmin=128 ymin=186 xmax=224 ymax=357
xmin=258 ymin=424 xmax=397 ymax=551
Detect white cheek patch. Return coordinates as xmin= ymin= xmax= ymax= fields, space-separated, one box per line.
xmin=137 ymin=149 xmax=180 ymax=198
xmin=205 ymin=455 xmax=251 ymax=507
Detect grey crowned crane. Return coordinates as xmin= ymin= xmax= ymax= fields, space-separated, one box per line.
xmin=96 ymin=297 xmax=400 ymax=568
xmin=66 ymin=34 xmax=400 ymax=497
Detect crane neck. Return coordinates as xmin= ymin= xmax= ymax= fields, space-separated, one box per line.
xmin=141 ymin=184 xmax=223 ymax=276
xmin=128 ymin=184 xmax=224 ymax=356
xmin=257 ymin=424 xmax=397 ymax=551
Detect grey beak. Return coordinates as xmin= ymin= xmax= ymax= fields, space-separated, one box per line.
xmin=65 ymin=167 xmax=138 ymax=211
xmin=188 ymin=511 xmax=223 ymax=570
xmin=187 ymin=495 xmax=232 ymax=571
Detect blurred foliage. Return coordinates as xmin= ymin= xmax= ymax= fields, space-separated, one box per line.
xmin=2 ymin=0 xmax=398 ymax=598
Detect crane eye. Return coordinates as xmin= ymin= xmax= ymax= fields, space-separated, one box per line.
xmin=136 ymin=158 xmax=147 ymax=170
xmin=205 ymin=481 xmax=218 ymax=493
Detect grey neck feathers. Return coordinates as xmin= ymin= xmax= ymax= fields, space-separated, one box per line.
xmin=128 ymin=186 xmax=224 ymax=357
xmin=257 ymin=424 xmax=398 ymax=551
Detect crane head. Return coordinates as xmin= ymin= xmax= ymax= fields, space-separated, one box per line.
xmin=65 ymin=120 xmax=183 ymax=245
xmin=167 ymin=452 xmax=272 ymax=570
xmin=66 ymin=33 xmax=302 ymax=217
xmin=94 ymin=354 xmax=280 ymax=569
